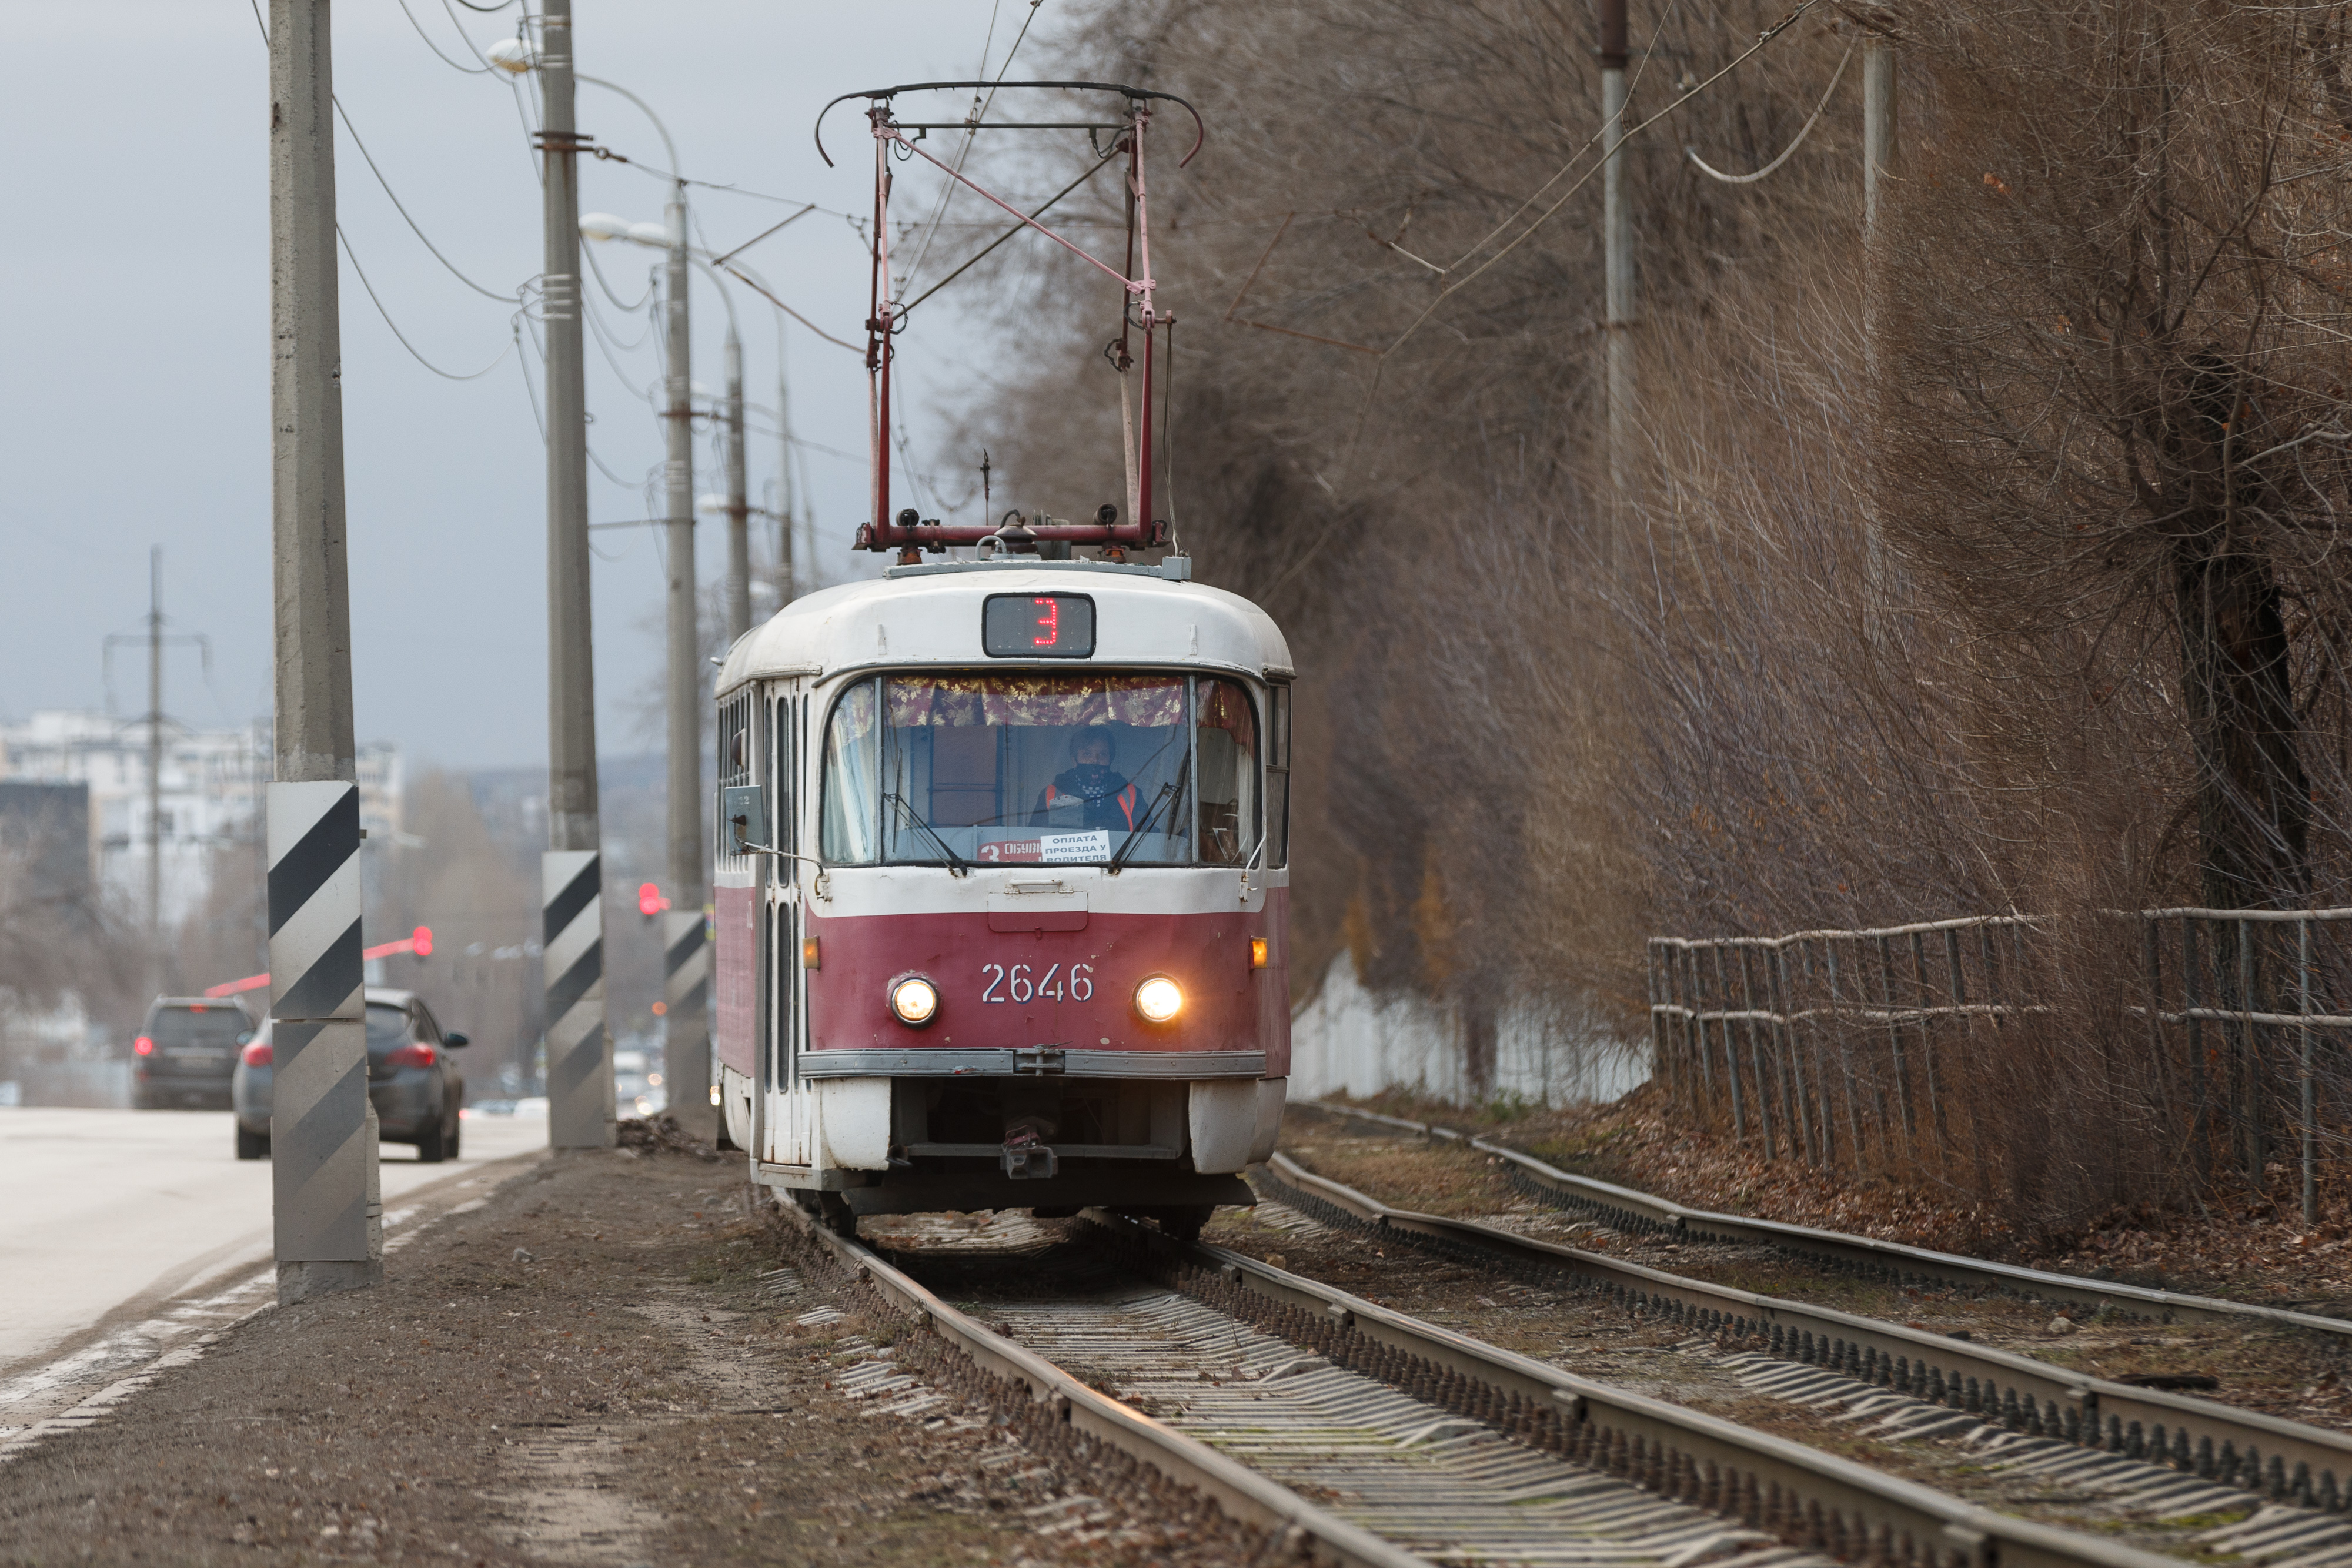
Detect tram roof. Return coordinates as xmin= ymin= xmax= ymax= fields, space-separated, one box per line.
xmin=717 ymin=558 xmax=1294 ymax=694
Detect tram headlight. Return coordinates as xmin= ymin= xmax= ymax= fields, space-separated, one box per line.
xmin=888 ymin=974 xmax=941 ymax=1028
xmin=1133 ymin=975 xmax=1184 ymax=1024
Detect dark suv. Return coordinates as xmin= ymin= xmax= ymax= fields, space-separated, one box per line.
xmin=230 ymin=989 xmax=469 ymax=1162
xmin=134 ymin=998 xmax=256 ymax=1110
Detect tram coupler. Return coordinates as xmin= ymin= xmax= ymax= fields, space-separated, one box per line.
xmin=1002 ymin=1144 xmax=1059 ymax=1180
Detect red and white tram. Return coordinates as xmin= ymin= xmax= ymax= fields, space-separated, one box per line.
xmin=710 ymin=563 xmax=1291 ymax=1234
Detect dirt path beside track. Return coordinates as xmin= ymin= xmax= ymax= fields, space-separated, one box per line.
xmin=0 ymin=1148 xmax=1251 ymax=1568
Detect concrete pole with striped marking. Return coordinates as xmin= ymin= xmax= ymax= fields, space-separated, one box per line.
xmin=537 ymin=0 xmax=614 ymax=1149
xmin=665 ymin=907 xmax=711 ymax=1134
xmin=661 ymin=183 xmax=713 ymax=1141
xmin=544 ymin=851 xmax=610 ymax=1144
xmin=269 ymin=0 xmax=380 ymax=1303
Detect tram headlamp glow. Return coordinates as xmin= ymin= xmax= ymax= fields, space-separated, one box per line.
xmin=888 ymin=975 xmax=941 ymax=1028
xmin=1133 ymin=975 xmax=1184 ymax=1024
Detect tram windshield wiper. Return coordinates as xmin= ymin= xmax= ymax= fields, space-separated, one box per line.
xmin=884 ymin=791 xmax=972 ymax=875
xmin=1108 ymin=776 xmax=1185 ymax=871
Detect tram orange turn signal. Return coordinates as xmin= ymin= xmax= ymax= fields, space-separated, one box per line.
xmin=802 ymin=937 xmax=821 ymax=969
xmin=1134 ymin=975 xmax=1184 ymax=1024
xmin=888 ymin=975 xmax=940 ymax=1028
xmin=1250 ymin=938 xmax=1269 ymax=969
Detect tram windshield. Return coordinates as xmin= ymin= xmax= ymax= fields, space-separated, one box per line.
xmin=819 ymin=673 xmax=1260 ymax=868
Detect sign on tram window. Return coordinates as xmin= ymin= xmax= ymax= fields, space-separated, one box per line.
xmin=983 ymin=594 xmax=1095 ymax=658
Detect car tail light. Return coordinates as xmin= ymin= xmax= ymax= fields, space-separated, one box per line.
xmin=133 ymin=1036 xmax=154 ymax=1057
xmin=241 ymin=1040 xmax=273 ymax=1068
xmin=384 ymin=1042 xmax=438 ymax=1069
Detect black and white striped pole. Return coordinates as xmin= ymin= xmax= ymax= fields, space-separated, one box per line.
xmin=269 ymin=0 xmax=380 ymax=1301
xmin=268 ymin=786 xmax=377 ymax=1295
xmin=544 ymin=851 xmax=612 ymax=1146
xmin=664 ymin=907 xmax=711 ymax=1132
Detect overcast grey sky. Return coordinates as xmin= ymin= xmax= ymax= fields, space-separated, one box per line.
xmin=0 ymin=1 xmax=1070 ymax=770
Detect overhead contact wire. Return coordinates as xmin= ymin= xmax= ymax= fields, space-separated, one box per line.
xmin=1685 ymin=44 xmax=1853 ymax=184
xmin=337 ymin=226 xmax=514 ymax=380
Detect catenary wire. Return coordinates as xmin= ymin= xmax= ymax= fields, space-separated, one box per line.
xmin=897 ymin=0 xmax=1015 ymax=294
xmin=338 ymin=225 xmax=515 ymax=379
xmin=332 ymin=97 xmax=517 ymax=300
xmin=519 ymin=315 xmax=658 ymax=489
xmin=1382 ymin=0 xmax=1813 ymax=359
xmin=1685 ymin=43 xmax=1852 ymax=184
xmin=439 ymin=0 xmax=504 ymax=65
xmin=583 ymin=241 xmax=658 ymax=315
xmin=896 ymin=0 xmax=1050 ymax=298
xmin=584 ymin=287 xmax=660 ymax=396
xmin=394 ymin=0 xmax=492 ymax=72
xmin=250 ymin=0 xmax=519 ymax=305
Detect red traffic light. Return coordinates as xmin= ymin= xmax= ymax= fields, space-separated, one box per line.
xmin=637 ymin=882 xmax=669 ymax=918
xmin=412 ymin=925 xmax=433 ymax=958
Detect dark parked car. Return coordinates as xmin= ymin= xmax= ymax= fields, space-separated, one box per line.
xmin=134 ymin=997 xmax=256 ymax=1110
xmin=231 ymin=988 xmax=469 ymax=1162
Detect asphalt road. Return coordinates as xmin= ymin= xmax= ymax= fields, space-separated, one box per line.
xmin=0 ymin=1106 xmax=550 ymax=1375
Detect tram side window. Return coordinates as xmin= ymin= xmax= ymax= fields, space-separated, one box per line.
xmin=1195 ymin=679 xmax=1261 ymax=867
xmin=820 ymin=680 xmax=881 ymax=865
xmin=1267 ymin=684 xmax=1291 ymax=867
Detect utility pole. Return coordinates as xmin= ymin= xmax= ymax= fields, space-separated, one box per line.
xmin=662 ymin=183 xmax=713 ymax=1141
xmin=145 ymin=550 xmax=163 ymax=989
xmin=535 ymin=0 xmax=613 ymax=1151
xmin=1862 ymin=31 xmax=1896 ymax=641
xmin=107 ymin=551 xmax=209 ymax=1001
xmin=1862 ymin=34 xmax=1896 ymax=238
xmin=268 ymin=0 xmax=379 ymax=1303
xmin=723 ymin=328 xmax=751 ymax=642
xmin=1599 ymin=0 xmax=1636 ymax=517
xmin=776 ymin=359 xmax=799 ymax=604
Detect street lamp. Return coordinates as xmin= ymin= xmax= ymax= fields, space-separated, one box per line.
xmin=579 ymin=213 xmax=671 ymax=248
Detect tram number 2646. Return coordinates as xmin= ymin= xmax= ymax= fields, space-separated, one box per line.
xmin=980 ymin=962 xmax=1094 ymax=1004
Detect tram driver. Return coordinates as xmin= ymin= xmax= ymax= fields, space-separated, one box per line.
xmin=1031 ymin=726 xmax=1142 ymax=833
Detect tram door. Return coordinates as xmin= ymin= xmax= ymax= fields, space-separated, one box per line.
xmin=764 ymin=684 xmax=811 ymax=1164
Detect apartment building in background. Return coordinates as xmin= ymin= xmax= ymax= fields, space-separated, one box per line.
xmin=0 ymin=711 xmax=402 ymax=925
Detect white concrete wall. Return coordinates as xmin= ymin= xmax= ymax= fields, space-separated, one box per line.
xmin=1288 ymin=952 xmax=1649 ymax=1109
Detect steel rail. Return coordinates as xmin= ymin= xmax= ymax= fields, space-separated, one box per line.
xmin=1144 ymin=1222 xmax=2192 ymax=1568
xmin=776 ymin=1196 xmax=1429 ymax=1568
xmin=1261 ymin=1150 xmax=2352 ymax=1512
xmin=1307 ymin=1099 xmax=2352 ymax=1336
xmin=787 ymin=1193 xmax=2212 ymax=1568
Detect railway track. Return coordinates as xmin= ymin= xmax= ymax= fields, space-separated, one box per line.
xmin=1306 ymin=1101 xmax=2352 ymax=1337
xmin=1257 ymin=1149 xmax=2352 ymax=1522
xmin=773 ymin=1196 xmax=2224 ymax=1568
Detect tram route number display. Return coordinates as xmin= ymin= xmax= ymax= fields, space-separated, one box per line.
xmin=976 ymin=830 xmax=1110 ymax=865
xmin=983 ymin=594 xmax=1096 ymax=658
